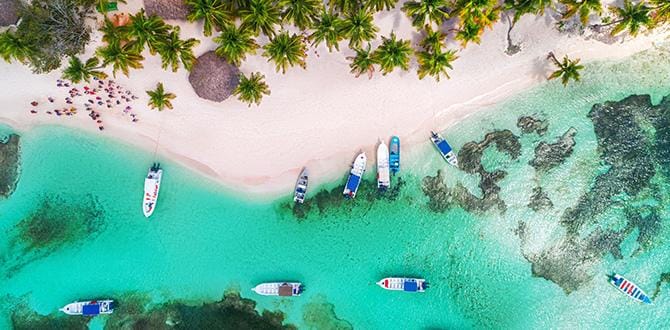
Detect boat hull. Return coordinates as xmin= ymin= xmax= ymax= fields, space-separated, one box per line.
xmin=430 ymin=132 xmax=458 ymax=167
xmin=293 ymin=167 xmax=309 ymax=203
xmin=377 ymin=277 xmax=427 ymax=293
xmin=143 ymin=164 xmax=162 ymax=218
xmin=377 ymin=141 xmax=390 ymax=191
xmin=610 ymin=274 xmax=652 ymax=304
xmin=252 ymin=282 xmax=302 ymax=296
xmin=59 ymin=300 xmax=114 ymax=316
xmin=343 ymin=153 xmax=367 ymax=198
xmin=389 ymin=136 xmax=400 ymax=174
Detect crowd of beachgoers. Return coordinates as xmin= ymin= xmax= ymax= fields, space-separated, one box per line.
xmin=28 ymin=78 xmax=140 ymax=131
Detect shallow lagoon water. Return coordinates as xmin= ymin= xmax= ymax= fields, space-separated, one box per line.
xmin=1 ymin=46 xmax=670 ymax=329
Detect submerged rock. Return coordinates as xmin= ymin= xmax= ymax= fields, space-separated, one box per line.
xmin=0 ymin=134 xmax=20 ymax=197
xmin=302 ymin=296 xmax=352 ymax=330
xmin=652 ymin=272 xmax=670 ymax=299
xmin=517 ymin=116 xmax=548 ymax=136
xmin=530 ymin=127 xmax=577 ymax=172
xmin=528 ymin=187 xmax=553 ymax=211
xmin=11 ymin=304 xmax=90 ymax=330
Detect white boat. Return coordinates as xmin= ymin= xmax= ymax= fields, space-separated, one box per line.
xmin=143 ymin=163 xmax=162 ymax=218
xmin=610 ymin=274 xmax=652 ymax=304
xmin=430 ymin=131 xmax=458 ymax=166
xmin=376 ymin=140 xmax=390 ymax=191
xmin=377 ymin=277 xmax=427 ymax=293
xmin=59 ymin=300 xmax=114 ymax=316
xmin=251 ymin=282 xmax=303 ymax=297
xmin=294 ymin=167 xmax=308 ymax=204
xmin=343 ymin=152 xmax=366 ymax=198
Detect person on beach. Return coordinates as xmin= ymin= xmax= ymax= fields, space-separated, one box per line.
xmin=31 ymin=101 xmax=38 ymax=106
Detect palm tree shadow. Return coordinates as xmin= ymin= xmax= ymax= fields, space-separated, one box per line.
xmin=532 ymin=55 xmax=552 ymax=82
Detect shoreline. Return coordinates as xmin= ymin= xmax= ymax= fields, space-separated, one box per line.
xmin=0 ymin=6 xmax=667 ymax=200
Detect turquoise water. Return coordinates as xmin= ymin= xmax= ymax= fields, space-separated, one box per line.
xmin=2 ymin=47 xmax=670 ymax=329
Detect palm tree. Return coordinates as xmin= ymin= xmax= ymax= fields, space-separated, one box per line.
xmin=609 ymin=0 xmax=651 ymax=36
xmin=329 ymin=0 xmax=361 ymax=14
xmin=96 ymin=42 xmax=144 ymax=77
xmin=146 ymin=83 xmax=176 ymax=111
xmin=262 ymin=31 xmax=307 ymax=73
xmin=340 ymin=9 xmax=379 ymax=48
xmin=365 ymin=0 xmax=398 ymax=12
xmin=100 ymin=17 xmax=130 ymax=45
xmin=280 ymin=0 xmax=323 ymax=30
xmin=62 ymin=57 xmax=108 ymax=83
xmin=372 ymin=32 xmax=412 ymax=75
xmin=454 ymin=18 xmax=484 ymax=47
xmin=214 ymin=25 xmax=259 ymax=66
xmin=185 ymin=0 xmax=233 ymax=37
xmin=126 ymin=9 xmax=170 ymax=55
xmin=560 ymin=0 xmax=602 ymax=26
xmin=347 ymin=43 xmax=376 ymax=79
xmin=504 ymin=0 xmax=553 ymax=23
xmin=401 ymin=0 xmax=450 ymax=28
xmin=547 ymin=52 xmax=584 ymax=86
xmin=309 ymin=10 xmax=344 ymax=51
xmin=239 ymin=0 xmax=282 ymax=37
xmin=0 ymin=31 xmax=32 ymax=63
xmin=234 ymin=72 xmax=271 ymax=106
xmin=154 ymin=27 xmax=200 ymax=72
xmin=419 ymin=25 xmax=446 ymax=51
xmin=649 ymin=0 xmax=670 ymax=26
xmin=416 ymin=48 xmax=458 ymax=81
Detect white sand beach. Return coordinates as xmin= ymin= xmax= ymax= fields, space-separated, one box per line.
xmin=0 ymin=1 xmax=666 ymax=198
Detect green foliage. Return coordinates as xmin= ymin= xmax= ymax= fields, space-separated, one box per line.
xmin=146 ymin=82 xmax=176 ymax=111
xmin=100 ymin=17 xmax=130 ymax=45
xmin=547 ymin=52 xmax=584 ymax=86
xmin=214 ymin=25 xmax=259 ymax=66
xmin=340 ymin=9 xmax=379 ymax=48
xmin=62 ymin=56 xmax=107 ymax=83
xmin=372 ymin=32 xmax=412 ymax=75
xmin=154 ymin=27 xmax=200 ymax=72
xmin=262 ymin=31 xmax=307 ymax=73
xmin=610 ymin=0 xmax=651 ymax=36
xmin=365 ymin=0 xmax=398 ymax=12
xmin=239 ymin=0 xmax=282 ymax=37
xmin=416 ymin=48 xmax=457 ymax=81
xmin=13 ymin=0 xmax=96 ymax=73
xmin=401 ymin=0 xmax=450 ymax=28
xmin=455 ymin=18 xmax=483 ymax=47
xmin=309 ymin=10 xmax=344 ymax=51
xmin=419 ymin=25 xmax=446 ymax=51
xmin=328 ymin=0 xmax=362 ymax=14
xmin=280 ymin=0 xmax=323 ymax=30
xmin=126 ymin=9 xmax=170 ymax=55
xmin=96 ymin=42 xmax=144 ymax=77
xmin=649 ymin=0 xmax=670 ymax=26
xmin=560 ymin=0 xmax=603 ymax=26
xmin=504 ymin=0 xmax=552 ymax=23
xmin=185 ymin=0 xmax=232 ymax=37
xmin=234 ymin=72 xmax=271 ymax=106
xmin=347 ymin=43 xmax=376 ymax=78
xmin=0 ymin=31 xmax=33 ymax=63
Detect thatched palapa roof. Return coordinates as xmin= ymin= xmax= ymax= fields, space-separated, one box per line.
xmin=0 ymin=0 xmax=19 ymax=27
xmin=189 ymin=51 xmax=240 ymax=102
xmin=143 ymin=0 xmax=190 ymax=20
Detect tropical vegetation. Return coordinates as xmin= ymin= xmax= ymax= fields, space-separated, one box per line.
xmin=239 ymin=0 xmax=282 ymax=37
xmin=340 ymin=9 xmax=379 ymax=48
xmin=234 ymin=72 xmax=271 ymax=106
xmin=214 ymin=25 xmax=259 ymax=66
xmin=347 ymin=44 xmax=376 ymax=79
xmin=62 ymin=57 xmax=107 ymax=83
xmin=416 ymin=48 xmax=458 ymax=81
xmin=185 ymin=0 xmax=232 ymax=37
xmin=547 ymin=52 xmax=584 ymax=86
xmin=279 ymin=0 xmax=323 ymax=30
xmin=126 ymin=9 xmax=170 ymax=54
xmin=262 ymin=31 xmax=308 ymax=73
xmin=401 ymin=0 xmax=451 ymax=28
xmin=309 ymin=10 xmax=344 ymax=52
xmin=146 ymin=83 xmax=176 ymax=111
xmin=96 ymin=42 xmax=144 ymax=77
xmin=372 ymin=32 xmax=412 ymax=75
xmin=154 ymin=27 xmax=200 ymax=72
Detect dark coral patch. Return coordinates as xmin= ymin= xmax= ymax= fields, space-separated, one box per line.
xmin=0 ymin=134 xmax=20 ymax=198
xmin=529 ymin=127 xmax=577 ymax=172
xmin=528 ymin=187 xmax=553 ymax=211
xmin=517 ymin=116 xmax=548 ymax=136
xmin=302 ymin=296 xmax=353 ymax=330
xmin=11 ymin=304 xmax=90 ymax=330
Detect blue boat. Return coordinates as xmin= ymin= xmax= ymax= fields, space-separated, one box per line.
xmin=343 ymin=152 xmax=366 ymax=199
xmin=610 ymin=274 xmax=652 ymax=304
xmin=59 ymin=300 xmax=115 ymax=316
xmin=389 ymin=136 xmax=400 ymax=175
xmin=430 ymin=131 xmax=458 ymax=166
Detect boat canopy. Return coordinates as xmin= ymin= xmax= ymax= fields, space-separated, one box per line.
xmin=82 ymin=304 xmax=100 ymax=315
xmin=278 ymin=284 xmax=293 ymax=296
xmin=437 ymin=140 xmax=452 ymax=154
xmin=403 ymin=281 xmax=418 ymax=292
xmin=346 ymin=175 xmax=361 ymax=191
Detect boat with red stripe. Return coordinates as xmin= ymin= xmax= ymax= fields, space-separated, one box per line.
xmin=609 ymin=273 xmax=652 ymax=304
xmin=376 ymin=277 xmax=427 ymax=293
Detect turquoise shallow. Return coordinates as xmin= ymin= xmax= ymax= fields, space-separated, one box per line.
xmin=2 ymin=46 xmax=670 ymax=329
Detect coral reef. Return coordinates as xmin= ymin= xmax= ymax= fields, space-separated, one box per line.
xmin=0 ymin=134 xmax=20 ymax=197
xmin=517 ymin=116 xmax=548 ymax=136
xmin=529 ymin=127 xmax=577 ymax=172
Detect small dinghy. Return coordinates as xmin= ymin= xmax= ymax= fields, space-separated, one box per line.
xmin=377 ymin=277 xmax=427 ymax=293
xmin=430 ymin=131 xmax=458 ymax=166
xmin=294 ymin=167 xmax=308 ymax=203
xmin=59 ymin=300 xmax=115 ymax=316
xmin=252 ymin=282 xmax=303 ymax=297
xmin=377 ymin=140 xmax=390 ymax=191
xmin=343 ymin=152 xmax=366 ymax=199
xmin=389 ymin=136 xmax=400 ymax=175
xmin=143 ymin=163 xmax=163 ymax=218
xmin=610 ymin=274 xmax=652 ymax=304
